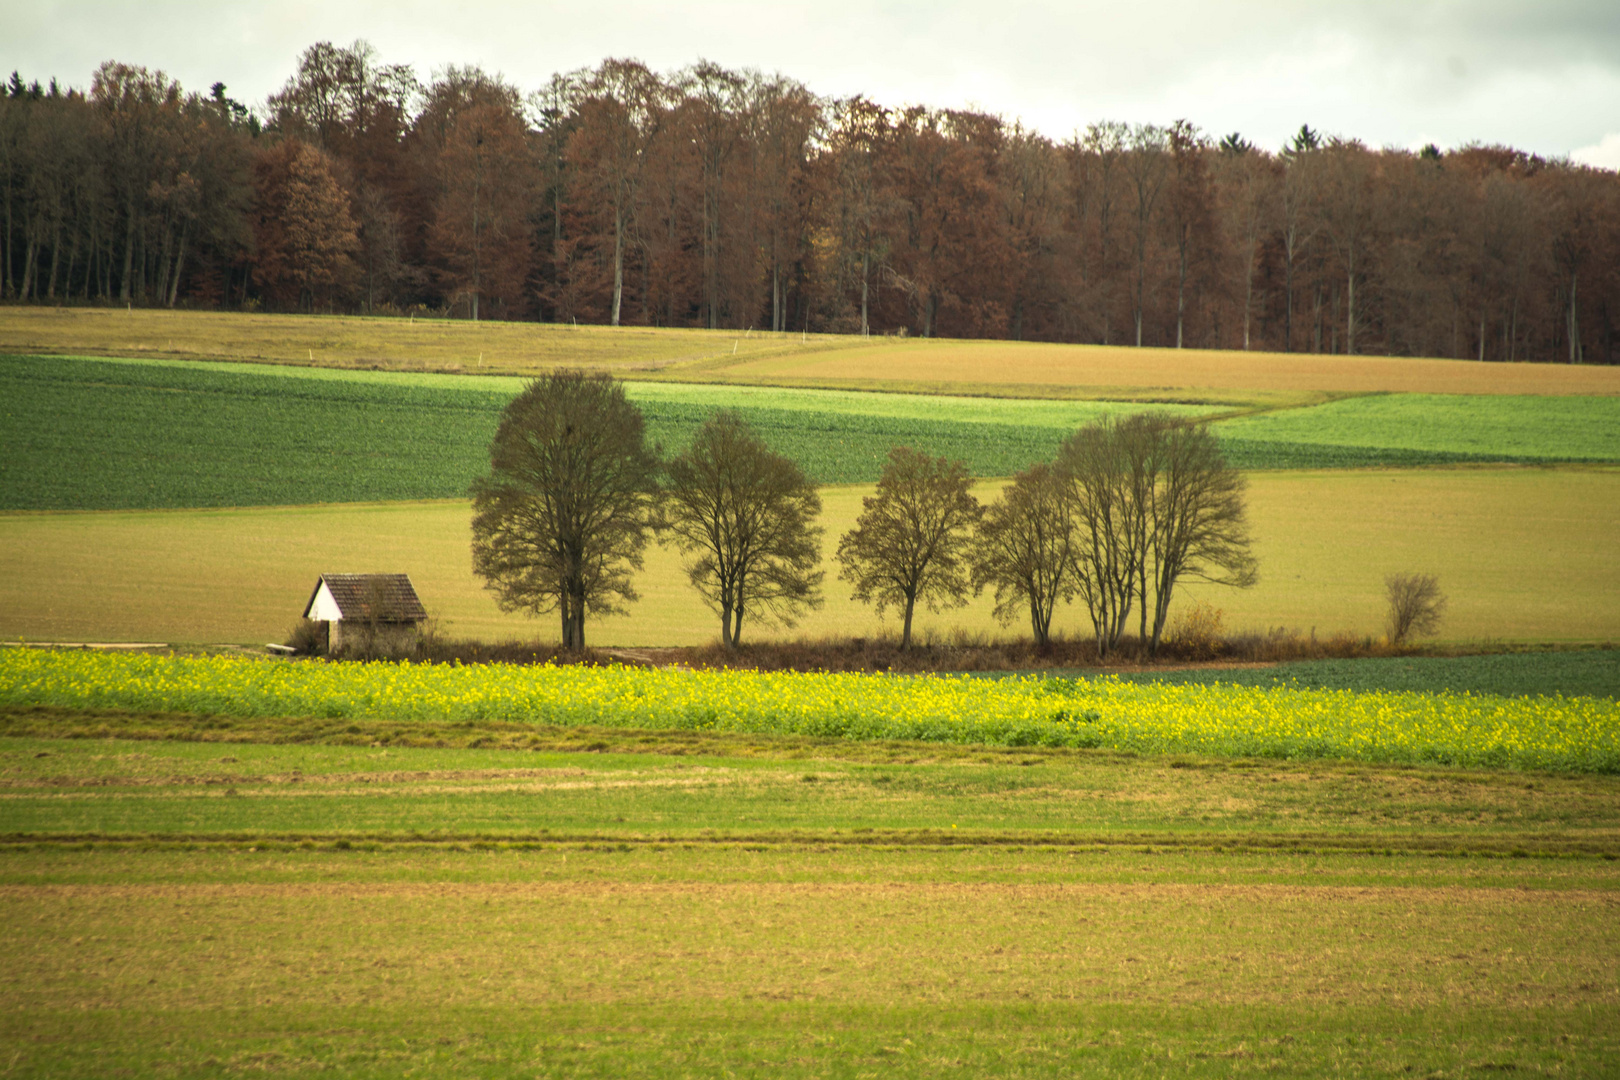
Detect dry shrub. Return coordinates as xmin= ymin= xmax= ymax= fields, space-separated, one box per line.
xmin=284 ymin=618 xmax=326 ymax=656
xmin=685 ymin=631 xmax=1102 ymax=674
xmin=1221 ymin=626 xmax=1393 ymax=663
xmin=1167 ymin=602 xmax=1226 ymax=661
xmin=415 ymin=638 xmax=621 ymax=667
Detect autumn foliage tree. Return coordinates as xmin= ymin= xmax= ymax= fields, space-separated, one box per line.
xmin=416 ymin=69 xmax=534 ymax=320
xmin=250 ymin=138 xmax=358 ymax=310
xmin=6 ymin=43 xmax=1620 ymax=362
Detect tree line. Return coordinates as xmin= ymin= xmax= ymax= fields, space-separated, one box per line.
xmin=2 ymin=42 xmax=1618 ymax=361
xmin=471 ymin=372 xmax=1256 ymax=652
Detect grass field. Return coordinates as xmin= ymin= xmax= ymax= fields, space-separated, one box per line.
xmin=1 ymin=730 xmax=1617 ymax=1077
xmin=5 ymin=354 xmax=1615 ymax=512
xmin=6 ymin=306 xmax=1619 ymax=404
xmin=1218 ymin=392 xmax=1620 ymax=462
xmin=1110 ymin=650 xmax=1620 ymax=699
xmin=3 ymin=469 xmax=1614 ymax=646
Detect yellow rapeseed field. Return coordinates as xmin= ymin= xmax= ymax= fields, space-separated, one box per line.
xmin=3 ymin=649 xmax=1614 ymax=772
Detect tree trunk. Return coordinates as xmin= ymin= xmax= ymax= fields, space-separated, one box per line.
xmin=1175 ymin=229 xmax=1187 ymax=348
xmin=610 ymin=206 xmax=624 ymax=327
xmin=167 ymin=224 xmax=187 ymax=308
xmin=1568 ymin=273 xmax=1582 ymax=364
xmin=860 ymin=251 xmax=870 ymax=335
xmin=1 ymin=192 xmax=9 ymax=299
xmin=46 ymin=217 xmax=63 ymax=300
xmin=1283 ymin=246 xmax=1294 ymax=352
xmin=901 ymin=595 xmax=915 ymax=650
xmin=1345 ymin=254 xmax=1357 ymax=354
xmin=20 ymin=231 xmax=36 ymax=300
xmin=154 ymin=224 xmax=173 ymax=306
xmin=1134 ymin=266 xmax=1144 ymax=348
xmin=120 ymin=200 xmax=136 ymax=302
xmin=1149 ymin=576 xmax=1174 ymax=655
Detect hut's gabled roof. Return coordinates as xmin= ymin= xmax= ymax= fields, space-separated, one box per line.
xmin=303 ymin=573 xmax=427 ymax=623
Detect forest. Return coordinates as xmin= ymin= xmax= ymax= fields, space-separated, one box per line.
xmin=1 ymin=40 xmax=1617 ymax=362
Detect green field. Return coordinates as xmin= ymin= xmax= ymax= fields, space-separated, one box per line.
xmin=1109 ymin=651 xmax=1620 ymax=699
xmin=6 ymin=354 xmax=1617 ymax=511
xmin=0 ymin=354 xmax=1217 ymax=510
xmin=1218 ymin=393 xmax=1620 ymax=461
xmin=1 ymin=726 xmax=1617 ymax=1077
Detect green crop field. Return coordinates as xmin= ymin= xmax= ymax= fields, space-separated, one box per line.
xmin=5 ymin=353 xmax=1617 ymax=512
xmin=1108 ymin=651 xmax=1620 ymax=699
xmin=0 ymin=354 xmax=1219 ymax=510
xmin=1 ymin=723 xmax=1617 ymax=1077
xmin=1218 ymin=393 xmax=1620 ymax=462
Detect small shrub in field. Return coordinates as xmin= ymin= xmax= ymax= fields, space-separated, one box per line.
xmin=1387 ymin=572 xmax=1447 ymax=645
xmin=1169 ymin=602 xmax=1226 ymax=660
xmin=285 ymin=619 xmax=326 ymax=656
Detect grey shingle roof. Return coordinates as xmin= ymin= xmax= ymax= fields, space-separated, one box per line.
xmin=305 ymin=573 xmax=427 ymax=623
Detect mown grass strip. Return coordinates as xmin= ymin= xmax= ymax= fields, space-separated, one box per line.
xmin=4 ymin=829 xmax=1612 ymax=858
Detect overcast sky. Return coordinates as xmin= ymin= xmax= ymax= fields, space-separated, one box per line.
xmin=7 ymin=0 xmax=1619 ymax=166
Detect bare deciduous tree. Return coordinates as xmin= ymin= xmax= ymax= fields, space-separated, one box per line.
xmin=1141 ymin=421 xmax=1258 ymax=653
xmin=1386 ymin=572 xmax=1446 ymax=644
xmin=836 ymin=447 xmax=982 ymax=648
xmin=971 ymin=462 xmax=1078 ymax=646
xmin=661 ymin=411 xmax=823 ymax=648
xmin=1060 ymin=414 xmax=1256 ymax=657
xmin=470 ymin=370 xmax=660 ymax=650
xmin=1059 ymin=415 xmax=1151 ymax=658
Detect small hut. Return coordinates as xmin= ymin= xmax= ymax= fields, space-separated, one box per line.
xmin=303 ymin=573 xmax=427 ymax=655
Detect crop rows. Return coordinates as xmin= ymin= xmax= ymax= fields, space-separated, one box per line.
xmin=5 ymin=649 xmax=1616 ymax=773
xmin=1112 ymin=650 xmax=1620 ymax=699
xmin=4 ymin=354 xmax=1614 ymax=512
